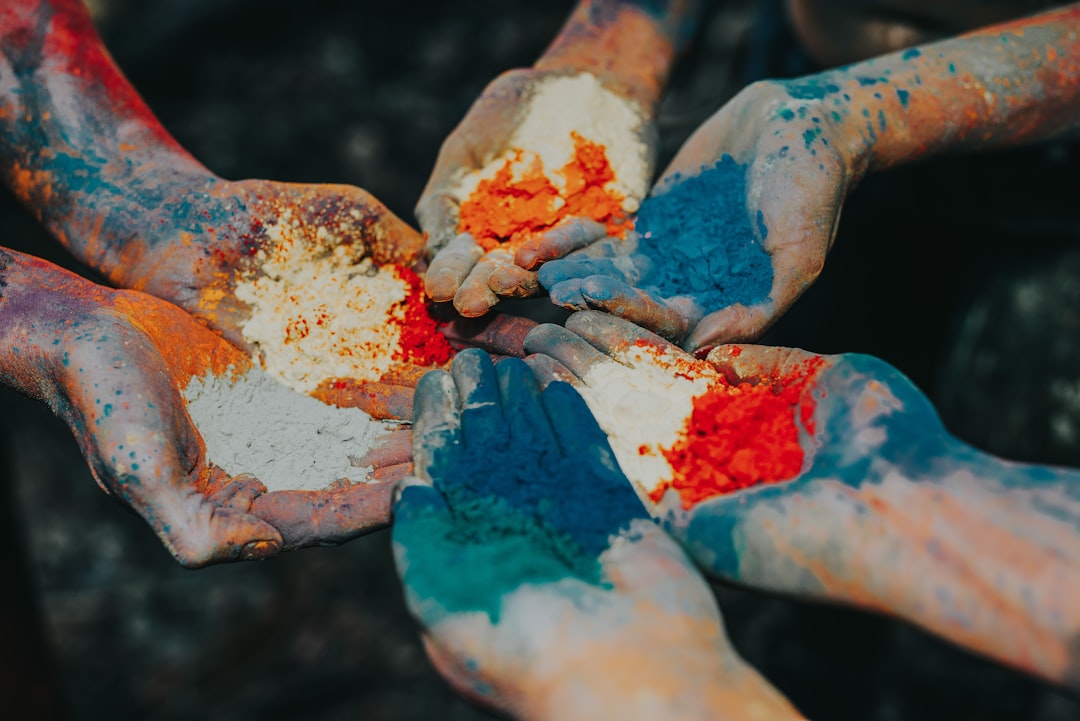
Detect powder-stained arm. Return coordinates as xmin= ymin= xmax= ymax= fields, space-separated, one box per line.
xmin=392 ymin=349 xmax=806 ymax=721
xmin=417 ymin=1 xmax=704 ymax=318
xmin=0 ymin=1 xmax=427 ymax=352
xmin=540 ymin=5 xmax=1080 ymax=351
xmin=0 ymin=245 xmax=417 ymax=564
xmin=525 ymin=312 xmax=1080 ymax=691
xmin=680 ymin=343 xmax=1080 ymax=692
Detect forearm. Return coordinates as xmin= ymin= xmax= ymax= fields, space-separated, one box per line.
xmin=787 ymin=4 xmax=1080 ymax=179
xmin=0 ymin=246 xmax=97 ymax=400
xmin=534 ymin=0 xmax=703 ymax=108
xmin=0 ymin=1 xmax=214 ymax=273
xmin=750 ymin=445 xmax=1080 ymax=688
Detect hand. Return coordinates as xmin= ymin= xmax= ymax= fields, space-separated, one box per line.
xmin=538 ymin=80 xmax=856 ymax=352
xmin=392 ymin=349 xmax=804 ymax=720
xmin=526 ymin=312 xmax=1080 ymax=688
xmin=0 ymin=249 xmax=413 ymax=565
xmin=417 ymin=67 xmax=655 ymax=318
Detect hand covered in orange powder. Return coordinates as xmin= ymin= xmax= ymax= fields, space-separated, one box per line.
xmin=416 ymin=67 xmax=654 ymax=318
xmin=415 ymin=0 xmax=712 ymax=318
xmin=0 ymin=248 xmax=413 ymax=565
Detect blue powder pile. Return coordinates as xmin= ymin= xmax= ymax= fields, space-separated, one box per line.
xmin=395 ymin=360 xmax=647 ymax=623
xmin=635 ymin=154 xmax=773 ymax=310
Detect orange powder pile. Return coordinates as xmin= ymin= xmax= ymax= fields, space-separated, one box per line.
xmin=650 ymin=358 xmax=825 ymax=509
xmin=458 ymin=133 xmax=632 ymax=251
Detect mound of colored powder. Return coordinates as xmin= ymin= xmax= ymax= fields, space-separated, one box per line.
xmin=457 ymin=133 xmax=632 ymax=251
xmin=635 ymin=154 xmax=772 ymax=310
xmin=650 ymin=357 xmax=824 ymax=509
xmin=390 ymin=265 xmax=455 ymax=367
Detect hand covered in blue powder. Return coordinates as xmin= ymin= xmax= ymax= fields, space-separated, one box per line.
xmin=539 ymin=82 xmax=853 ymax=352
xmin=391 ymin=348 xmax=804 ymax=720
xmin=528 ymin=312 xmax=1080 ymax=690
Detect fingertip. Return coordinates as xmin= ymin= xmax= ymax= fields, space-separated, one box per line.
xmin=453 ymin=285 xmax=499 ymax=317
xmin=547 ymin=280 xmax=587 ymax=310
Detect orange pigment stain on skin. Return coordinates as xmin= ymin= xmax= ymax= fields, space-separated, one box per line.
xmin=650 ymin=358 xmax=825 ymax=509
xmin=458 ymin=133 xmax=632 ymax=251
xmin=111 ymin=291 xmax=251 ymax=385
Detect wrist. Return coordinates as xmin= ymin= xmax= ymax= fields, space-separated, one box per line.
xmin=534 ymin=3 xmax=681 ymax=110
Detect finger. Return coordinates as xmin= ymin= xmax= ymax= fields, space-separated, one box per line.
xmin=415 ymin=192 xmax=462 ymax=257
xmin=522 ymin=323 xmax=612 ymax=378
xmin=577 ymin=277 xmax=697 ymax=343
xmin=202 ymin=471 xmax=267 ymax=512
xmin=353 ymin=426 xmax=412 ymax=468
xmin=311 ymin=378 xmax=414 ymax=420
xmin=250 ymin=481 xmax=394 ymax=549
xmin=514 ymin=218 xmax=607 ymax=270
xmin=523 ymin=354 xmax=581 ymax=389
xmin=413 ymin=370 xmax=462 ymax=482
xmin=454 ymin=249 xmax=513 ymax=317
xmin=496 ymin=358 xmax=559 ymax=455
xmin=703 ymin=343 xmax=822 ymax=383
xmin=540 ymin=381 xmax=623 ymax=476
xmin=380 ymin=363 xmax=435 ymax=386
xmin=537 ymin=254 xmax=649 ymax=290
xmin=547 ymin=278 xmax=589 ymax=310
xmin=450 ymin=349 xmax=504 ymax=449
xmin=425 ymin=233 xmax=483 ymax=302
xmin=487 ymin=263 xmax=540 ymax=298
xmin=371 ymin=462 xmax=414 ymax=484
xmin=563 ymin=309 xmax=686 ymax=359
xmin=683 ymin=302 xmax=776 ymax=353
xmin=441 ymin=313 xmax=538 ymax=356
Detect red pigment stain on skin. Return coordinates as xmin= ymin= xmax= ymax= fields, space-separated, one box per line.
xmin=458 ymin=133 xmax=632 ymax=251
xmin=391 ymin=265 xmax=455 ymax=366
xmin=649 ymin=357 xmax=825 ymax=509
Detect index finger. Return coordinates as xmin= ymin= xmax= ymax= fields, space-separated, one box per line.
xmin=412 ymin=370 xmax=462 ymax=483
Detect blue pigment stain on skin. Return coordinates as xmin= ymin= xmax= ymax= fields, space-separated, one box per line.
xmin=634 ymin=155 xmax=773 ymax=311
xmin=778 ymin=108 xmax=795 ymax=121
xmin=896 ymin=88 xmax=910 ymax=107
xmin=785 ymin=78 xmax=841 ymax=100
xmin=902 ymin=48 xmax=922 ymax=60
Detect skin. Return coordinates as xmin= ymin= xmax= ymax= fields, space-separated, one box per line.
xmin=392 ymin=349 xmax=805 ymax=721
xmin=0 ymin=0 xmax=442 ymax=369
xmin=417 ymin=0 xmax=701 ymax=317
xmin=525 ymin=311 xmax=1080 ymax=691
xmin=539 ymin=5 xmax=1080 ymax=352
xmin=0 ymin=247 xmax=411 ymax=566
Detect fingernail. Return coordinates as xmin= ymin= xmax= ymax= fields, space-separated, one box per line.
xmin=240 ymin=540 xmax=279 ymax=561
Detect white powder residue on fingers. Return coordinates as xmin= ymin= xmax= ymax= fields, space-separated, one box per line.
xmin=183 ymin=366 xmax=399 ymax=493
xmin=454 ymin=73 xmax=650 ymax=212
xmin=575 ymin=345 xmax=720 ymax=506
xmin=234 ymin=210 xmax=410 ymax=394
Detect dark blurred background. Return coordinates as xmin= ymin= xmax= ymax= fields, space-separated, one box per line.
xmin=3 ymin=1 xmax=1080 ymax=719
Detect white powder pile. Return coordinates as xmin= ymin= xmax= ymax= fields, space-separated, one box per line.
xmin=234 ymin=210 xmax=410 ymax=394
xmin=453 ymin=73 xmax=650 ymax=212
xmin=183 ymin=366 xmax=398 ymax=493
xmin=575 ymin=345 xmax=720 ymax=505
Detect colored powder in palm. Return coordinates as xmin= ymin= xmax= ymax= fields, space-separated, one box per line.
xmin=650 ymin=357 xmax=824 ymax=509
xmin=395 ymin=381 xmax=646 ymax=623
xmin=390 ymin=265 xmax=455 ymax=366
xmin=458 ymin=133 xmax=632 ymax=251
xmin=634 ymin=154 xmax=772 ymax=309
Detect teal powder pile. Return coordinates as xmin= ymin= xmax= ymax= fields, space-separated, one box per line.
xmin=635 ymin=154 xmax=773 ymax=309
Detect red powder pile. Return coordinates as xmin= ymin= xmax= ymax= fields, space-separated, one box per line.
xmin=650 ymin=358 xmax=825 ymax=509
xmin=458 ymin=133 xmax=632 ymax=251
xmin=391 ymin=265 xmax=455 ymax=367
